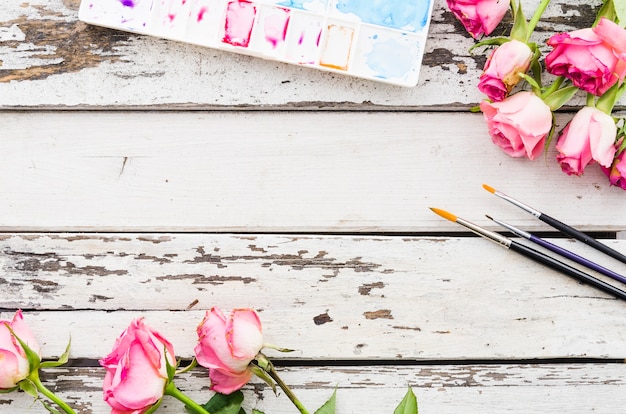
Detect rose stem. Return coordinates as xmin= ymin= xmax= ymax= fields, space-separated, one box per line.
xmin=527 ymin=0 xmax=551 ymax=36
xmin=29 ymin=370 xmax=77 ymax=414
xmin=267 ymin=365 xmax=310 ymax=414
xmin=165 ymin=382 xmax=212 ymax=414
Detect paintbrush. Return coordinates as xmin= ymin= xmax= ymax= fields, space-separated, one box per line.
xmin=486 ymin=215 xmax=626 ymax=285
xmin=482 ymin=184 xmax=626 ymax=265
xmin=429 ymin=207 xmax=626 ymax=301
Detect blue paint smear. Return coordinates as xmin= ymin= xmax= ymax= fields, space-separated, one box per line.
xmin=277 ymin=0 xmax=326 ymax=12
xmin=366 ymin=38 xmax=413 ymax=79
xmin=335 ymin=0 xmax=430 ymax=31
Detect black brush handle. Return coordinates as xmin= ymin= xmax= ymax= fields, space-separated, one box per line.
xmin=539 ymin=213 xmax=626 ymax=265
xmin=509 ymin=241 xmax=626 ymax=301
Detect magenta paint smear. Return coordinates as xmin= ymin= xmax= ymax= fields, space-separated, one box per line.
xmin=186 ymin=0 xmax=223 ymax=46
xmin=223 ymin=1 xmax=257 ymax=47
xmin=263 ymin=8 xmax=290 ymax=48
xmin=79 ymin=0 xmax=434 ymax=86
xmin=285 ymin=12 xmax=323 ymax=64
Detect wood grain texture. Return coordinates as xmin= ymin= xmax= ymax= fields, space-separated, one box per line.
xmin=3 ymin=364 xmax=626 ymax=413
xmin=0 ymin=0 xmax=603 ymax=108
xmin=1 ymin=234 xmax=625 ymax=360
xmin=2 ymin=111 xmax=625 ymax=232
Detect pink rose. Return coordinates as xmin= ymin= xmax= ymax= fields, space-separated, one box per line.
xmin=195 ymin=307 xmax=264 ymax=394
xmin=0 ymin=310 xmax=41 ymax=389
xmin=100 ymin=318 xmax=176 ymax=414
xmin=546 ymin=18 xmax=626 ymax=96
xmin=480 ymin=91 xmax=553 ymax=160
xmin=602 ymin=146 xmax=626 ymax=189
xmin=556 ymin=106 xmax=617 ymax=176
xmin=478 ymin=39 xmax=533 ymax=101
xmin=446 ymin=0 xmax=509 ymax=39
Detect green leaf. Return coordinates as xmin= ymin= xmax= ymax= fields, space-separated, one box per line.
xmin=197 ymin=391 xmax=245 ymax=414
xmin=469 ymin=36 xmax=510 ymax=53
xmin=542 ymin=85 xmax=579 ymax=111
xmin=509 ymin=0 xmax=529 ymax=42
xmin=176 ymin=358 xmax=198 ymax=375
xmin=596 ymin=81 xmax=626 ymax=114
xmin=143 ymin=398 xmax=163 ymax=414
xmin=41 ymin=400 xmax=63 ymax=414
xmin=7 ymin=325 xmax=41 ymax=371
xmin=249 ymin=365 xmax=277 ymax=395
xmin=0 ymin=386 xmax=18 ymax=394
xmin=615 ymin=0 xmax=626 ymax=26
xmin=314 ymin=389 xmax=336 ymax=414
xmin=40 ymin=338 xmax=71 ymax=369
xmin=596 ymin=0 xmax=619 ymax=26
xmin=251 ymin=410 xmax=265 ymax=414
xmin=393 ymin=388 xmax=418 ymax=414
xmin=18 ymin=379 xmax=39 ymax=399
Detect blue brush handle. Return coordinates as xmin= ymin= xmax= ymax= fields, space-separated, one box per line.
xmin=540 ymin=213 xmax=626 ymax=265
xmin=529 ymin=234 xmax=626 ymax=285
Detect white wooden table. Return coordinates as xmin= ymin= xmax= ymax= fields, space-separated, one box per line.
xmin=2 ymin=0 xmax=626 ymax=412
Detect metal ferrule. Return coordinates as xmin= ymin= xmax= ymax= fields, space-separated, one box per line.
xmin=495 ymin=191 xmax=541 ymax=218
xmin=456 ymin=217 xmax=512 ymax=248
xmin=490 ymin=217 xmax=531 ymax=239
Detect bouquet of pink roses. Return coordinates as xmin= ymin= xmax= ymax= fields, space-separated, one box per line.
xmin=447 ymin=0 xmax=626 ymax=189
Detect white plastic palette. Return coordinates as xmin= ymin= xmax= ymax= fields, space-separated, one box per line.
xmin=78 ymin=0 xmax=434 ymax=87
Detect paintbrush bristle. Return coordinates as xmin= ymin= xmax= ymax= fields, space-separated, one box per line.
xmin=482 ymin=184 xmax=496 ymax=194
xmin=429 ymin=207 xmax=457 ymax=222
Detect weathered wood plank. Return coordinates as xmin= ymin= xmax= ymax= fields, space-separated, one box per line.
xmin=2 ymin=111 xmax=625 ymax=232
xmin=3 ymin=364 xmax=626 ymax=413
xmin=2 ymin=234 xmax=625 ymax=360
xmin=0 ymin=0 xmax=603 ymax=108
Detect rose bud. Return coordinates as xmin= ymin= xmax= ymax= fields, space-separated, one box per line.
xmin=478 ymin=39 xmax=533 ymax=102
xmin=556 ymin=106 xmax=617 ymax=176
xmin=100 ymin=318 xmax=176 ymax=414
xmin=0 ymin=310 xmax=41 ymax=390
xmin=195 ymin=307 xmax=264 ymax=394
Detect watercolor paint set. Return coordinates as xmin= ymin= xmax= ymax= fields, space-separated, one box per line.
xmin=78 ymin=0 xmax=434 ymax=87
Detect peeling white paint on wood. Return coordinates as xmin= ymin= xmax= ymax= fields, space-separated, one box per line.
xmin=3 ymin=364 xmax=626 ymax=413
xmin=0 ymin=0 xmax=605 ymax=108
xmin=1 ymin=234 xmax=625 ymax=360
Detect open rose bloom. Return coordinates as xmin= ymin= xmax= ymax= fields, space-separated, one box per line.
xmin=446 ymin=0 xmax=509 ymax=39
xmin=546 ymin=18 xmax=626 ymax=96
xmin=0 ymin=310 xmax=41 ymax=390
xmin=556 ymin=107 xmax=617 ymax=176
xmin=195 ymin=307 xmax=264 ymax=394
xmin=480 ymin=91 xmax=553 ymax=160
xmin=100 ymin=318 xmax=176 ymax=414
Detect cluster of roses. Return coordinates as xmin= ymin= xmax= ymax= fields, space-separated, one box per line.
xmin=447 ymin=0 xmax=626 ymax=189
xmin=1 ymin=309 xmax=418 ymax=414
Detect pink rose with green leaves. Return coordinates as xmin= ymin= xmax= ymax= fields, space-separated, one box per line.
xmin=556 ymin=106 xmax=617 ymax=176
xmin=546 ymin=18 xmax=626 ymax=96
xmin=478 ymin=39 xmax=533 ymax=102
xmin=0 ymin=310 xmax=41 ymax=390
xmin=480 ymin=91 xmax=553 ymax=160
xmin=446 ymin=0 xmax=509 ymax=39
xmin=195 ymin=307 xmax=264 ymax=394
xmin=100 ymin=318 xmax=176 ymax=414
